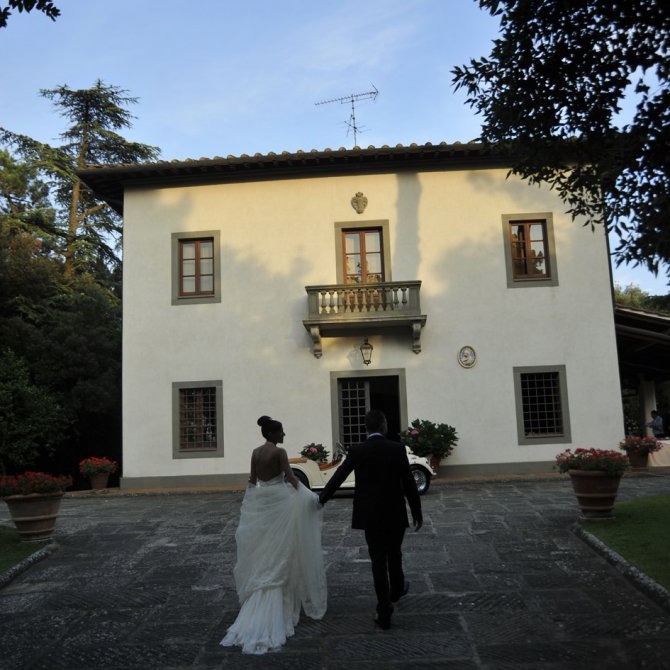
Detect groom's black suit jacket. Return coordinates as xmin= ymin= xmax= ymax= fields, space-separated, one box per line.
xmin=319 ymin=435 xmax=422 ymax=530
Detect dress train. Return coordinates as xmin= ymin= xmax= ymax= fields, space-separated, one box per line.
xmin=220 ymin=475 xmax=327 ymax=654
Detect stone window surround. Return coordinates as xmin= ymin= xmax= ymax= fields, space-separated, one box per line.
xmin=171 ymin=230 xmax=221 ymax=305
xmin=334 ymin=220 xmax=392 ymax=284
xmin=513 ymin=365 xmax=571 ymax=445
xmin=501 ymin=213 xmax=559 ymax=288
xmin=172 ymin=380 xmax=224 ymax=459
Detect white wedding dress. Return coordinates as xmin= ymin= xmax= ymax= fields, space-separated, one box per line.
xmin=220 ymin=474 xmax=327 ymax=654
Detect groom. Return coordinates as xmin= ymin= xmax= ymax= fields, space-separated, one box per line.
xmin=318 ymin=409 xmax=422 ymax=629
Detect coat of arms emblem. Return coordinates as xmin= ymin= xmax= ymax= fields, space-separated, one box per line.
xmin=350 ymin=192 xmax=368 ymax=214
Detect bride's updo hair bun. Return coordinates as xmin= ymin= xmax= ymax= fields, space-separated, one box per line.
xmin=257 ymin=415 xmax=282 ymax=439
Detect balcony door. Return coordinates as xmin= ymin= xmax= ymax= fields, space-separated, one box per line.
xmin=342 ymin=228 xmax=385 ymax=285
xmin=342 ymin=228 xmax=386 ymax=311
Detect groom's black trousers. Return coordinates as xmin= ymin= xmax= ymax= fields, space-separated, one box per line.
xmin=364 ymin=526 xmax=406 ymax=611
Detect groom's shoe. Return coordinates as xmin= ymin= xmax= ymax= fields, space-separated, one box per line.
xmin=391 ymin=580 xmax=410 ymax=603
xmin=374 ymin=605 xmax=393 ymax=630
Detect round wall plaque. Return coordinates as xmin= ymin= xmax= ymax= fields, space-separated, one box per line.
xmin=458 ymin=345 xmax=477 ymax=368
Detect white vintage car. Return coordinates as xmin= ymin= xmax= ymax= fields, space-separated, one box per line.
xmin=288 ymin=443 xmax=435 ymax=495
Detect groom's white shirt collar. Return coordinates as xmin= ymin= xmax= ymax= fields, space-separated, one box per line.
xmin=367 ymin=432 xmax=384 ymax=438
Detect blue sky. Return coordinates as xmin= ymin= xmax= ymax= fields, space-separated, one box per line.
xmin=1 ymin=0 xmax=666 ymax=293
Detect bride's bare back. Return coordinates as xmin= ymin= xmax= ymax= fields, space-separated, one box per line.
xmin=250 ymin=442 xmax=298 ymax=488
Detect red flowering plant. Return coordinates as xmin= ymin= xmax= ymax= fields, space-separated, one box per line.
xmin=554 ymin=448 xmax=630 ymax=476
xmin=79 ymin=456 xmax=118 ymax=477
xmin=619 ymin=436 xmax=663 ymax=455
xmin=0 ymin=471 xmax=72 ymax=498
xmin=299 ymin=443 xmax=329 ymax=463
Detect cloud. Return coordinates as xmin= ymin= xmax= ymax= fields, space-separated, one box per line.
xmin=287 ymin=0 xmax=423 ymax=76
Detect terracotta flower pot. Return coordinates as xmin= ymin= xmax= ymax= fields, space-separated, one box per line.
xmin=626 ymin=450 xmax=649 ymax=469
xmin=89 ymin=473 xmax=110 ymax=490
xmin=567 ymin=470 xmax=622 ymax=519
xmin=3 ymin=492 xmax=64 ymax=542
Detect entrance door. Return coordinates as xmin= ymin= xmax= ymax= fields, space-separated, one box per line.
xmin=337 ymin=375 xmax=401 ymax=449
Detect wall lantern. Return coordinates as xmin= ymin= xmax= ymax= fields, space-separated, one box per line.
xmin=360 ymin=338 xmax=374 ymax=366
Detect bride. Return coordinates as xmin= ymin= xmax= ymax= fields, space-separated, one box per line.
xmin=220 ymin=415 xmax=327 ymax=654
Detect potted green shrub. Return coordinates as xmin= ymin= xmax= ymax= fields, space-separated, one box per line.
xmin=399 ymin=419 xmax=458 ymax=470
xmin=555 ymin=448 xmax=630 ymax=519
xmin=0 ymin=472 xmax=71 ymax=541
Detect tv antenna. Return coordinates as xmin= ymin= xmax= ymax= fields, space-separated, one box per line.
xmin=315 ymin=85 xmax=379 ymax=147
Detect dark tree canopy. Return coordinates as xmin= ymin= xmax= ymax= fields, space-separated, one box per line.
xmin=0 ymin=0 xmax=60 ymax=28
xmin=0 ymin=82 xmax=157 ymax=482
xmin=453 ymin=0 xmax=670 ymax=279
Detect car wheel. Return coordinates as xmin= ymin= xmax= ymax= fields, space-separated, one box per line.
xmin=411 ymin=465 xmax=430 ymax=495
xmin=292 ymin=469 xmax=310 ymax=489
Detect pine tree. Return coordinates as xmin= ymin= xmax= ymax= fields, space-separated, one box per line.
xmin=1 ymin=80 xmax=160 ymax=276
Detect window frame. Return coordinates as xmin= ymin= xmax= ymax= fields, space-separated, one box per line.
xmin=334 ymin=220 xmax=391 ymax=284
xmin=513 ymin=365 xmax=571 ymax=445
xmin=171 ymin=231 xmax=221 ymax=305
xmin=502 ymin=213 xmax=558 ymax=288
xmin=172 ymin=380 xmax=223 ymax=459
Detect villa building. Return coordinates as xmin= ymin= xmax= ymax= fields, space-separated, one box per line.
xmin=79 ymin=142 xmax=624 ymax=487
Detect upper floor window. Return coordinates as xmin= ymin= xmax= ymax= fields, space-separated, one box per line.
xmin=510 ymin=220 xmax=548 ymax=278
xmin=502 ymin=213 xmax=558 ymax=288
xmin=334 ymin=221 xmax=391 ymax=285
xmin=180 ymin=238 xmax=214 ymax=296
xmin=171 ymin=231 xmax=221 ymax=305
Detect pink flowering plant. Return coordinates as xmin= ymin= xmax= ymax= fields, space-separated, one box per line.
xmin=299 ymin=443 xmax=329 ymax=463
xmin=79 ymin=456 xmax=118 ymax=476
xmin=0 ymin=471 xmax=72 ymax=498
xmin=398 ymin=419 xmax=458 ymax=460
xmin=619 ymin=435 xmax=663 ymax=455
xmin=554 ymin=448 xmax=630 ymax=476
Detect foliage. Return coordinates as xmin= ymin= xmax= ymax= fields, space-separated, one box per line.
xmin=453 ymin=0 xmax=670 ymax=279
xmin=398 ymin=419 xmax=458 ymax=460
xmin=0 ymin=165 xmax=122 ymax=478
xmin=300 ymin=443 xmax=329 ymax=463
xmin=614 ymin=283 xmax=670 ymax=313
xmin=582 ymin=495 xmax=670 ymax=589
xmin=554 ymin=448 xmax=630 ymax=475
xmin=0 ymin=80 xmax=160 ymax=276
xmin=0 ymin=150 xmax=60 ymax=247
xmin=79 ymin=456 xmax=118 ymax=476
xmin=619 ymin=435 xmax=663 ymax=454
xmin=0 ymin=524 xmax=39 ymax=573
xmin=0 ymin=349 xmax=66 ymax=473
xmin=0 ymin=471 xmax=71 ymax=497
xmin=0 ymin=0 xmax=60 ymax=28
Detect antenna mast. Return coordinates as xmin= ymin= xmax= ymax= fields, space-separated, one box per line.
xmin=315 ymin=85 xmax=379 ymax=147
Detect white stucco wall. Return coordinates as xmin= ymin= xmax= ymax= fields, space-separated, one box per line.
xmin=121 ymin=167 xmax=623 ymax=481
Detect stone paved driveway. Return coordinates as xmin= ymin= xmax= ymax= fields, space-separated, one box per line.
xmin=1 ymin=474 xmax=669 ymax=669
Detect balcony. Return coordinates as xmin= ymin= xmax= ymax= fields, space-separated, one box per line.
xmin=302 ymin=281 xmax=427 ymax=358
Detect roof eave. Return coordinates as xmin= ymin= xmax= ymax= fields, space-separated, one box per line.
xmin=77 ymin=141 xmax=507 ymax=216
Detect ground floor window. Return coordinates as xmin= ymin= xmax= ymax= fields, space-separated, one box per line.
xmin=513 ymin=365 xmax=571 ymax=444
xmin=172 ymin=380 xmax=223 ymax=458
